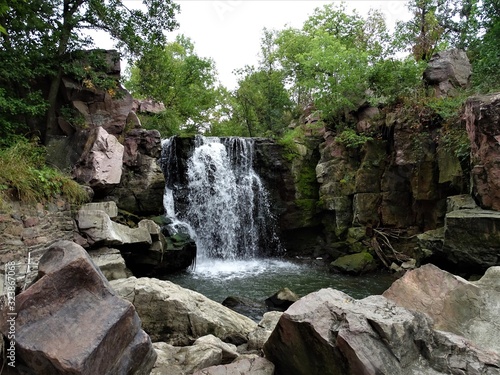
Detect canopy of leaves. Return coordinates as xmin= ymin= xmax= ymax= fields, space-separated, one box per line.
xmin=126 ymin=35 xmax=219 ymax=136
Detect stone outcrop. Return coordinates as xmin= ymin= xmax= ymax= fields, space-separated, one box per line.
xmin=132 ymin=99 xmax=166 ymax=114
xmin=384 ymin=264 xmax=500 ymax=354
xmin=465 ymin=92 xmax=500 ymax=211
xmin=110 ymin=277 xmax=257 ymax=345
xmin=264 ymin=287 xmax=500 ymax=375
xmin=0 ymin=240 xmax=155 ymax=375
xmin=424 ymin=49 xmax=472 ymax=97
xmin=72 ymin=126 xmax=124 ymax=191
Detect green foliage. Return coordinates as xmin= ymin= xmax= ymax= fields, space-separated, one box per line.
xmin=336 ymin=129 xmax=373 ymax=149
xmin=125 ymin=35 xmax=218 ymax=137
xmin=277 ymin=127 xmax=304 ymax=160
xmin=368 ymin=58 xmax=426 ymax=105
xmin=440 ymin=127 xmax=471 ymax=162
xmin=425 ymin=93 xmax=468 ymax=121
xmin=0 ymin=139 xmax=87 ymax=205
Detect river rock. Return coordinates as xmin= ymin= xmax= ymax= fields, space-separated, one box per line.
xmin=0 ymin=240 xmax=156 ymax=375
xmin=72 ymin=126 xmax=124 ymax=191
xmin=465 ymin=92 xmax=500 ymax=211
xmin=192 ymin=356 xmax=275 ymax=375
xmin=329 ymin=251 xmax=377 ymax=275
xmin=110 ymin=277 xmax=257 ymax=345
xmin=423 ymin=49 xmax=471 ymax=97
xmin=383 ymin=263 xmax=500 ymax=354
xmin=265 ymin=287 xmax=299 ymax=311
xmin=263 ymin=288 xmax=500 ymax=375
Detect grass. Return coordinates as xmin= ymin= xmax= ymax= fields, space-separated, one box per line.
xmin=0 ymin=139 xmax=88 ymax=207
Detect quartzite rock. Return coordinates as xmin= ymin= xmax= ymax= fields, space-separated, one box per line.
xmin=0 ymin=240 xmax=155 ymax=375
xmin=72 ymin=126 xmax=124 ymax=191
xmin=110 ymin=277 xmax=257 ymax=345
xmin=263 ymin=288 xmax=500 ymax=375
xmin=383 ymin=263 xmax=500 ymax=354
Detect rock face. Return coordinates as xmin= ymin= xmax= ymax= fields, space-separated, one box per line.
xmin=193 ymin=356 xmax=275 ymax=375
xmin=0 ymin=240 xmax=156 ymax=375
xmin=383 ymin=263 xmax=500 ymax=354
xmin=424 ymin=49 xmax=472 ymax=97
xmin=72 ymin=126 xmax=124 ymax=191
xmin=465 ymin=92 xmax=500 ymax=211
xmin=264 ymin=288 xmax=500 ymax=375
xmin=110 ymin=277 xmax=257 ymax=345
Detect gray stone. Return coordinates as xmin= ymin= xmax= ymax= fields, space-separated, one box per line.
xmin=424 ymin=49 xmax=472 ymax=97
xmin=264 ymin=288 xmax=500 ymax=375
xmin=446 ymin=194 xmax=478 ymax=212
xmin=384 ymin=264 xmax=500 ymax=354
xmin=88 ymin=247 xmax=130 ymax=281
xmin=192 ymin=356 xmax=275 ymax=375
xmin=110 ymin=277 xmax=257 ymax=345
xmin=81 ymin=201 xmax=119 ymax=218
xmin=247 ymin=311 xmax=283 ymax=351
xmin=76 ymin=209 xmax=152 ymax=247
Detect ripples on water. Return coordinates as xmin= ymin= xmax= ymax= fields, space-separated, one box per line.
xmin=166 ymin=258 xmax=395 ymax=320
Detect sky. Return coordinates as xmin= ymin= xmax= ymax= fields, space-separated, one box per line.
xmin=109 ymin=1 xmax=412 ymax=89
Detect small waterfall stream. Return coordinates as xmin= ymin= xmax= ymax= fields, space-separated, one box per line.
xmin=161 ymin=136 xmax=281 ymax=263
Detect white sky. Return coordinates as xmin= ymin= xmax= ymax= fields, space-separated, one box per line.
xmin=107 ymin=1 xmax=411 ymax=89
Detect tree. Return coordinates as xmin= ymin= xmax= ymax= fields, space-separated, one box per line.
xmin=394 ymin=0 xmax=480 ymax=61
xmin=0 ymin=0 xmax=180 ymax=142
xmin=125 ymin=35 xmax=219 ymax=135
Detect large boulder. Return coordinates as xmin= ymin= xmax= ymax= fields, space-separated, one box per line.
xmin=110 ymin=277 xmax=257 ymax=345
xmin=72 ymin=126 xmax=124 ymax=191
xmin=0 ymin=240 xmax=155 ymax=375
xmin=383 ymin=264 xmax=500 ymax=354
xmin=76 ymin=207 xmax=152 ymax=247
xmin=424 ymin=49 xmax=472 ymax=97
xmin=192 ymin=356 xmax=275 ymax=375
xmin=88 ymin=246 xmax=131 ymax=281
xmin=465 ymin=92 xmax=500 ymax=211
xmin=263 ymin=288 xmax=500 ymax=375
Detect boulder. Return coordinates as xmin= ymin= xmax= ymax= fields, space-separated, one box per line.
xmin=88 ymin=246 xmax=130 ymax=281
xmin=247 ymin=311 xmax=283 ymax=351
xmin=110 ymin=277 xmax=257 ymax=345
xmin=330 ymin=251 xmax=377 ymax=275
xmin=465 ymin=92 xmax=500 ymax=211
xmin=423 ymin=49 xmax=472 ymax=97
xmin=263 ymin=288 xmax=500 ymax=375
xmin=443 ymin=208 xmax=500 ymax=272
xmin=265 ymin=288 xmax=299 ymax=311
xmin=0 ymin=240 xmax=156 ymax=375
xmin=192 ymin=356 xmax=275 ymax=375
xmin=151 ymin=335 xmax=238 ymax=375
xmin=72 ymin=126 xmax=124 ymax=191
xmin=133 ymin=99 xmax=166 ymax=114
xmin=80 ymin=201 xmax=119 ymax=218
xmin=76 ymin=208 xmax=152 ymax=247
xmin=383 ymin=264 xmax=500 ymax=354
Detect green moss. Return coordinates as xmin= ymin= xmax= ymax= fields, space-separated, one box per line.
xmin=330 ymin=251 xmax=376 ymax=274
xmin=296 ymin=164 xmax=319 ymax=199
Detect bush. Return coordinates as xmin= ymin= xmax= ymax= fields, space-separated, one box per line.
xmin=0 ymin=139 xmax=87 ymax=206
xmin=336 ymin=128 xmax=373 ymax=149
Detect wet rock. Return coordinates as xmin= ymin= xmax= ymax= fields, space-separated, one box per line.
xmin=424 ymin=49 xmax=472 ymax=97
xmin=384 ymin=264 xmax=500 ymax=354
xmin=265 ymin=287 xmax=299 ymax=311
xmin=0 ymin=240 xmax=156 ymax=375
xmin=263 ymin=288 xmax=500 ymax=375
xmin=110 ymin=277 xmax=257 ymax=345
xmin=446 ymin=194 xmax=478 ymax=212
xmin=330 ymin=251 xmax=377 ymax=275
xmin=465 ymin=92 xmax=500 ymax=211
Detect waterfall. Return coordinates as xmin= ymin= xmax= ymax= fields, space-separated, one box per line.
xmin=160 ymin=136 xmax=281 ymax=262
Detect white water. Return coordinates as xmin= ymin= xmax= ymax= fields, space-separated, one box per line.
xmin=161 ymin=136 xmax=281 ymax=268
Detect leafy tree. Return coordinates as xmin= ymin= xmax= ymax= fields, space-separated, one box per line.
xmin=125 ymin=35 xmax=219 ymax=135
xmin=394 ymin=0 xmax=480 ymax=61
xmin=0 ymin=0 xmax=180 ymax=143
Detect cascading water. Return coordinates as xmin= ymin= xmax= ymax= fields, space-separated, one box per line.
xmin=160 ymin=136 xmax=281 ymax=263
